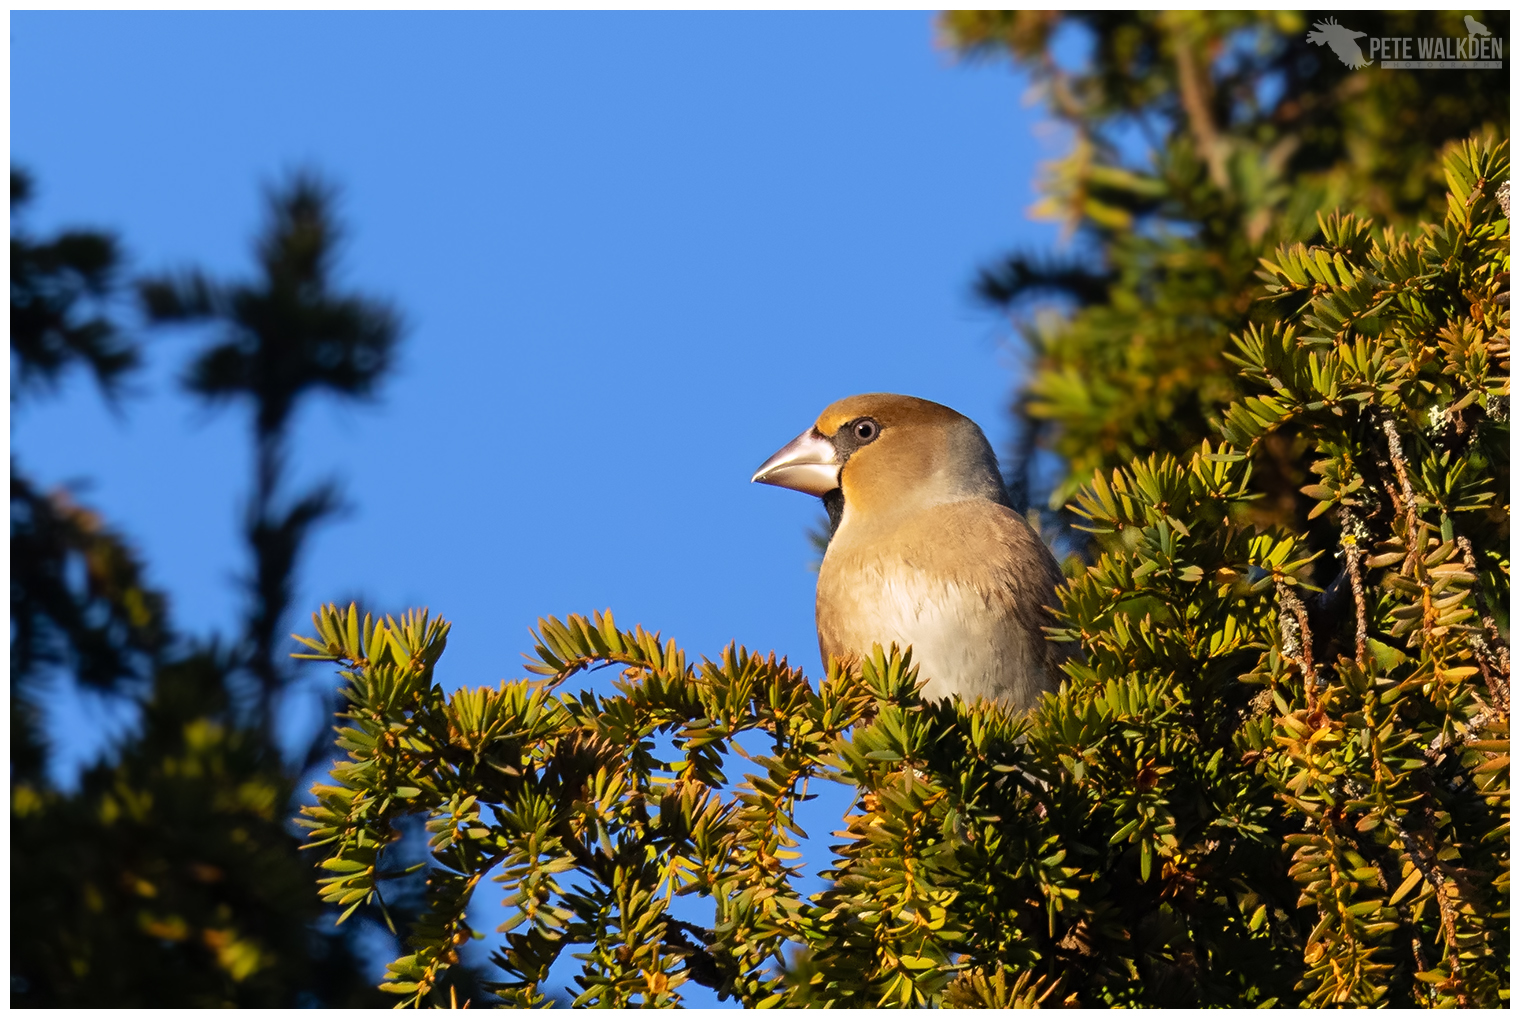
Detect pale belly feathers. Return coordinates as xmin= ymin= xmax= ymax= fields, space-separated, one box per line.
xmin=815 ymin=499 xmax=1062 ymax=710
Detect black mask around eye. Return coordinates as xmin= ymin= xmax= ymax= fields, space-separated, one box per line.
xmin=819 ymin=417 xmax=880 ymax=538
xmin=832 ymin=416 xmax=880 ymax=458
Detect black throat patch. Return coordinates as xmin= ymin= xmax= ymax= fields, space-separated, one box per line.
xmin=822 ymin=488 xmax=845 ymax=537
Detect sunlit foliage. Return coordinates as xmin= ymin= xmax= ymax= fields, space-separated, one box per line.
xmin=940 ymin=11 xmax=1509 ymax=525
xmin=301 ymin=141 xmax=1508 ymax=1006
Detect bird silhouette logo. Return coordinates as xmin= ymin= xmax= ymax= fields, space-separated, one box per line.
xmin=1465 ymin=15 xmax=1491 ymax=39
xmin=1306 ymin=18 xmax=1370 ymax=69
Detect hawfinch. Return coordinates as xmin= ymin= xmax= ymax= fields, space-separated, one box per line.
xmin=752 ymin=393 xmax=1067 ymax=710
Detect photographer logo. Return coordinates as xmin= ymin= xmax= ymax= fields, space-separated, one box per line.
xmin=1307 ymin=16 xmax=1503 ymax=70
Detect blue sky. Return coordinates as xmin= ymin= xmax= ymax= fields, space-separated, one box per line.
xmin=13 ymin=11 xmax=1062 ymax=1001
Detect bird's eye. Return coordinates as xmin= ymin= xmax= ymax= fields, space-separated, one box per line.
xmin=853 ymin=418 xmax=879 ymax=442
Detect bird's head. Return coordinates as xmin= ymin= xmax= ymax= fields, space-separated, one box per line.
xmin=751 ymin=393 xmax=1008 ymax=532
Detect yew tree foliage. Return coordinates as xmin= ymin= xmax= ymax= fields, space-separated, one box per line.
xmin=939 ymin=11 xmax=1508 ymax=522
xmin=298 ymin=142 xmax=1508 ymax=1010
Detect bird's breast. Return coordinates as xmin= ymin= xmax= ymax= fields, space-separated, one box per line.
xmin=815 ymin=502 xmax=1055 ymax=708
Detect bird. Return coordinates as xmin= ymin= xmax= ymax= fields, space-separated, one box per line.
xmin=1465 ymin=15 xmax=1490 ymax=38
xmin=751 ymin=393 xmax=1069 ymax=711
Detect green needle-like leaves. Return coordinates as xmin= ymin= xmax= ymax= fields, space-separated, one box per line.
xmin=299 ymin=140 xmax=1507 ymax=1008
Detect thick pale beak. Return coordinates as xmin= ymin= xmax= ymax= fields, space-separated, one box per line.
xmin=751 ymin=427 xmax=840 ymax=496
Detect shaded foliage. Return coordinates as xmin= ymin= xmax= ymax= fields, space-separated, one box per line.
xmin=139 ymin=174 xmax=399 ymax=436
xmin=140 ymin=172 xmax=402 ymax=731
xmin=10 ymin=167 xmax=161 ymax=786
xmin=9 ymin=168 xmax=407 ymax=1006
xmin=11 ymin=169 xmax=138 ymax=403
xmin=11 ymin=650 xmax=384 ymax=1007
xmin=9 ymin=473 xmax=166 ymax=784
